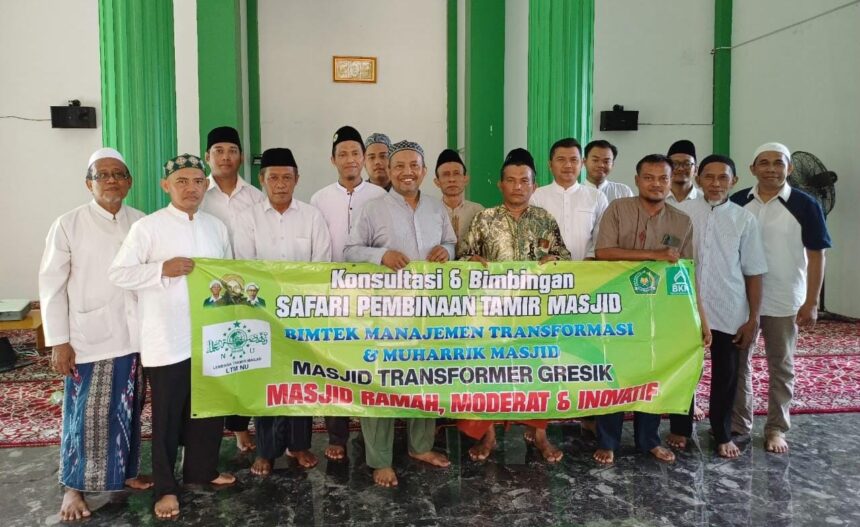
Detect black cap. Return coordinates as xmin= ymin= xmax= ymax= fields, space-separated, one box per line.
xmin=698 ymin=154 xmax=736 ymax=177
xmin=667 ymin=139 xmax=696 ymax=160
xmin=332 ymin=125 xmax=365 ymax=155
xmin=260 ymin=148 xmax=297 ymax=170
xmin=207 ymin=126 xmax=242 ymax=151
xmin=502 ymin=148 xmax=536 ymax=173
xmin=435 ymin=149 xmax=466 ymax=174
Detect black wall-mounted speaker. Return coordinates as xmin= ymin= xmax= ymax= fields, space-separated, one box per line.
xmin=600 ymin=105 xmax=638 ymax=131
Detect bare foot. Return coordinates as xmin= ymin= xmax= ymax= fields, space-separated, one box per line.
xmin=666 ymin=433 xmax=688 ymax=449
xmin=409 ymin=450 xmax=451 ymax=468
xmin=523 ymin=427 xmax=535 ymax=444
xmin=234 ymin=430 xmax=256 ymax=452
xmin=210 ymin=472 xmax=236 ymax=486
xmin=125 ymin=474 xmax=154 ymax=489
xmin=60 ymin=489 xmax=91 ymax=521
xmin=694 ymin=405 xmax=706 ymax=421
xmin=765 ymin=434 xmax=789 ymax=454
xmin=717 ymin=441 xmax=741 ymax=458
xmin=534 ymin=429 xmax=563 ymax=463
xmin=325 ymin=444 xmax=346 ymax=461
xmin=580 ymin=419 xmax=597 ymax=435
xmin=153 ymin=494 xmax=180 ymax=519
xmin=288 ymin=449 xmax=318 ymax=469
xmin=251 ymin=457 xmax=273 ymax=476
xmin=373 ymin=467 xmax=398 ymax=487
xmin=650 ymin=445 xmax=676 ymax=463
xmin=593 ymin=448 xmax=614 ymax=464
xmin=468 ymin=427 xmax=497 ymax=461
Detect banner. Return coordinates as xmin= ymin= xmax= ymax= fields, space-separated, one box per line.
xmin=189 ymin=259 xmax=703 ymax=419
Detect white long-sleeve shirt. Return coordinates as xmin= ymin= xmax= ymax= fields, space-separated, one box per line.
xmin=310 ymin=180 xmax=387 ymax=261
xmin=530 ymin=181 xmax=608 ymax=260
xmin=200 ymin=175 xmax=265 ymax=241
xmin=233 ymin=199 xmax=332 ymax=262
xmin=39 ymin=201 xmax=145 ymax=364
xmin=108 ymin=204 xmax=232 ymax=367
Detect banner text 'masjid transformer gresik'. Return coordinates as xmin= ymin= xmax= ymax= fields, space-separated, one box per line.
xmin=189 ymin=259 xmax=703 ymax=419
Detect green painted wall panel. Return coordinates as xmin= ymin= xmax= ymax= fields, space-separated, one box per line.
xmin=465 ymin=0 xmax=505 ymax=207
xmin=713 ymin=0 xmax=732 ymax=156
xmin=197 ymin=0 xmax=244 ymax=159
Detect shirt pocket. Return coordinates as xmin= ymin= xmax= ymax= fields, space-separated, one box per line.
xmin=72 ymin=304 xmax=112 ymax=346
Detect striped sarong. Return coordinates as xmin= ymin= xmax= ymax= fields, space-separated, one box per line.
xmin=59 ymin=353 xmax=144 ymax=491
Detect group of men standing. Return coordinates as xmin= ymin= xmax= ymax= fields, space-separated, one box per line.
xmin=39 ymin=123 xmax=830 ymax=519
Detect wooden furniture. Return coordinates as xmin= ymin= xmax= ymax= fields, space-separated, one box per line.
xmin=0 ymin=309 xmax=46 ymax=350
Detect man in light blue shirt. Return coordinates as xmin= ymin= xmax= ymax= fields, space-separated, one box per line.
xmin=344 ymin=140 xmax=455 ymax=487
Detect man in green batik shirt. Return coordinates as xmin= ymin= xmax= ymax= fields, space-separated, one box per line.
xmin=457 ymin=148 xmax=571 ymax=264
xmin=456 ymin=148 xmax=570 ymax=463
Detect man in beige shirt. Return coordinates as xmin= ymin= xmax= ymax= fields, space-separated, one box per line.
xmin=434 ymin=149 xmax=484 ymax=242
xmin=593 ymin=153 xmax=710 ymax=465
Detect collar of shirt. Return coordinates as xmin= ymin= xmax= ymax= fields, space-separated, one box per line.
xmin=166 ymin=202 xmax=195 ymax=221
xmin=207 ymin=174 xmax=250 ymax=198
xmin=444 ymin=198 xmax=465 ymax=213
xmin=88 ymin=199 xmax=124 ymax=221
xmin=336 ymin=180 xmax=367 ymax=194
xmin=750 ymin=182 xmax=792 ymax=204
xmin=636 ymin=198 xmax=668 ymax=219
xmin=550 ymin=180 xmax=581 ymax=194
xmin=386 ymin=189 xmax=420 ymax=211
xmin=263 ymin=198 xmax=299 ymax=215
xmin=584 ymin=179 xmax=608 ymax=191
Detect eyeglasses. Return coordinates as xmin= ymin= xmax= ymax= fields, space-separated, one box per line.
xmin=89 ymin=171 xmax=130 ymax=182
xmin=672 ymin=161 xmax=695 ymax=170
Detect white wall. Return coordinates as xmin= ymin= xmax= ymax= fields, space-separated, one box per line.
xmin=174 ymin=0 xmax=200 ymax=155
xmin=504 ymin=0 xmax=529 ymax=154
xmin=731 ymin=0 xmax=860 ymax=317
xmin=257 ymin=0 xmax=448 ymax=201
xmin=0 ymin=0 xmax=101 ymax=299
xmin=592 ymin=0 xmax=713 ymax=187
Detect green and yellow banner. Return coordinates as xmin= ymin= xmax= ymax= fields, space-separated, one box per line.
xmin=188 ymin=259 xmax=703 ymax=419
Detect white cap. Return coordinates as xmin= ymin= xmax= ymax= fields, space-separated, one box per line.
xmin=87 ymin=147 xmax=126 ymax=168
xmin=245 ymin=282 xmax=259 ymax=291
xmin=752 ymin=142 xmax=791 ymax=163
xmin=209 ymin=279 xmax=221 ymax=288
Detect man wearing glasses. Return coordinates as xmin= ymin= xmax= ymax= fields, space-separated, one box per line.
xmin=666 ymin=139 xmax=700 ymax=204
xmin=40 ymin=148 xmax=151 ymax=521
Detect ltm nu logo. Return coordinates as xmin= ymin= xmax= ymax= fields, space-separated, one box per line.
xmin=666 ymin=266 xmax=691 ymax=296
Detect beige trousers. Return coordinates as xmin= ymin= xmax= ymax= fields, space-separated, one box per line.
xmin=732 ymin=315 xmax=797 ymax=437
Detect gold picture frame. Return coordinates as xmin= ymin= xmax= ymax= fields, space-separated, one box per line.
xmin=332 ymin=56 xmax=377 ymax=83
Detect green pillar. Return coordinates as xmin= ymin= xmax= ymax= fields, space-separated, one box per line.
xmin=465 ymin=0 xmax=505 ymax=207
xmin=197 ymin=0 xmax=244 ymax=161
xmin=447 ymin=0 xmax=458 ymax=150
xmin=99 ymin=0 xmax=177 ymax=213
xmin=713 ymin=0 xmax=732 ymax=156
xmin=527 ymin=0 xmax=594 ymax=186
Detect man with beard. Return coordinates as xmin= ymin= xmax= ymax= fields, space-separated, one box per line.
xmin=592 ymin=153 xmax=710 ymax=465
xmin=344 ymin=140 xmax=455 ymax=487
xmin=40 ymin=148 xmax=151 ymax=521
xmin=364 ymin=132 xmax=392 ymax=190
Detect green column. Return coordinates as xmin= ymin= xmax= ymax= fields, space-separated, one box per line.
xmin=465 ymin=0 xmax=505 ymax=206
xmin=713 ymin=0 xmax=732 ymax=156
xmin=447 ymin=0 xmax=458 ymax=150
xmin=99 ymin=0 xmax=177 ymax=213
xmin=197 ymin=0 xmax=244 ymax=159
xmin=527 ymin=0 xmax=594 ymax=186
